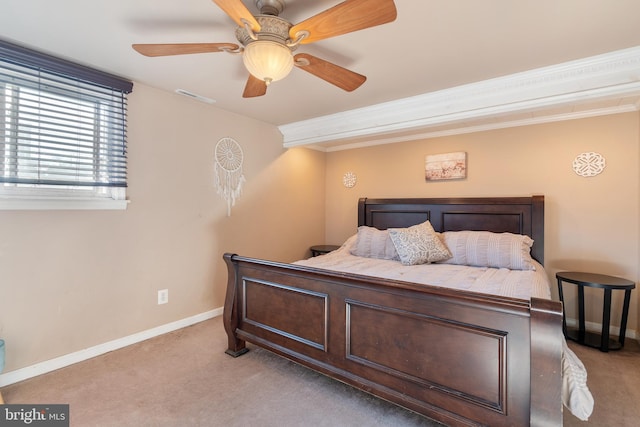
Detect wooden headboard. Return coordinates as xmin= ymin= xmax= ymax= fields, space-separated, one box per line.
xmin=357 ymin=195 xmax=544 ymax=265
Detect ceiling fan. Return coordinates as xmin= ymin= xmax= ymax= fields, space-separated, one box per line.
xmin=132 ymin=0 xmax=397 ymax=98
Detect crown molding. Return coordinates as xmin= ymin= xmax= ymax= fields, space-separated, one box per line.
xmin=279 ymin=46 xmax=640 ymax=149
xmin=320 ymin=104 xmax=637 ymax=152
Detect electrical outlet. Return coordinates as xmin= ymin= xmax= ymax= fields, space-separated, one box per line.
xmin=157 ymin=289 xmax=169 ymax=305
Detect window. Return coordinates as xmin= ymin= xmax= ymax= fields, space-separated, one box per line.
xmin=0 ymin=40 xmax=133 ymax=210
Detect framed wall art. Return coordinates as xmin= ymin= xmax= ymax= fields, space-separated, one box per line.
xmin=425 ymin=152 xmax=467 ymax=181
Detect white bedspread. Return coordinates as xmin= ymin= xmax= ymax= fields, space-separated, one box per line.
xmin=296 ymin=235 xmax=552 ymax=300
xmin=295 ymin=235 xmax=594 ymax=421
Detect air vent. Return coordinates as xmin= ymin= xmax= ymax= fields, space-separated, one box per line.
xmin=175 ymin=89 xmax=216 ymax=104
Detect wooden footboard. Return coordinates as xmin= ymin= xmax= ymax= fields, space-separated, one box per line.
xmin=223 ymin=254 xmax=563 ymax=427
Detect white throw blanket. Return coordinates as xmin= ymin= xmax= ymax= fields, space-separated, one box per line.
xmin=295 ymin=235 xmax=594 ymax=421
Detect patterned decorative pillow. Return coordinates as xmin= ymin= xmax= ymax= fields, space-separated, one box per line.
xmin=350 ymin=226 xmax=399 ymax=260
xmin=388 ymin=221 xmax=452 ymax=266
xmin=438 ymin=230 xmax=536 ymax=270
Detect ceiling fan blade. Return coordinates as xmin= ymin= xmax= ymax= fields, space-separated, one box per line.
xmin=242 ymin=74 xmax=267 ymax=98
xmin=294 ymin=53 xmax=366 ymax=92
xmin=289 ymin=0 xmax=397 ymax=44
xmin=212 ymin=0 xmax=261 ymax=31
xmin=132 ymin=43 xmax=239 ymax=57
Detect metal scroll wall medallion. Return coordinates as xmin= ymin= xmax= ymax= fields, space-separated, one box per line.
xmin=572 ymin=152 xmax=605 ymax=177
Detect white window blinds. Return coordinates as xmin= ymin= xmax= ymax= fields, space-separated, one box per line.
xmin=0 ymin=40 xmax=133 ymax=189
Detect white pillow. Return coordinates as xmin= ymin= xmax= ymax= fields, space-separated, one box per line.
xmin=438 ymin=230 xmax=535 ymax=270
xmin=350 ymin=226 xmax=399 ymax=260
xmin=388 ymin=221 xmax=452 ymax=266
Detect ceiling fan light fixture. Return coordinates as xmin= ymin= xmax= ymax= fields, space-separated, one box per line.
xmin=242 ymin=40 xmax=293 ymax=85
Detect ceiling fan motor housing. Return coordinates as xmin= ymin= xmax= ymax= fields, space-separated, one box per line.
xmin=235 ymin=15 xmax=295 ymax=49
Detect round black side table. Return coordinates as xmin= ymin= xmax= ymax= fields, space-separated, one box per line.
xmin=556 ymin=271 xmax=635 ymax=352
xmin=310 ymin=245 xmax=340 ymax=257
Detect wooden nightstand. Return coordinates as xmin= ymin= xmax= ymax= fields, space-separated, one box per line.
xmin=310 ymin=245 xmax=340 ymax=257
xmin=556 ymin=271 xmax=635 ymax=352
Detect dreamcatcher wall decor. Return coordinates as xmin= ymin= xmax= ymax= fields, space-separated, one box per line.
xmin=214 ymin=137 xmax=246 ymax=216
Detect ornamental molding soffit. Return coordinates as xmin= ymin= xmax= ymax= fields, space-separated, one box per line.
xmin=280 ymin=46 xmax=640 ymax=150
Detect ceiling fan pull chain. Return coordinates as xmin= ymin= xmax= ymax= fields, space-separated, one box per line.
xmin=287 ymin=30 xmax=309 ymax=48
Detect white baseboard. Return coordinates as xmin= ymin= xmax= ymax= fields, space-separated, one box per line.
xmin=0 ymin=307 xmax=223 ymax=387
xmin=565 ymin=317 xmax=637 ymax=340
xmin=2 ymin=310 xmax=634 ymax=388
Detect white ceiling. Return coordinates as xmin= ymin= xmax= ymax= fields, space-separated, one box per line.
xmin=2 ymin=0 xmax=640 ymax=150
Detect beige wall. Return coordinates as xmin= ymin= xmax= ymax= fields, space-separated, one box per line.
xmin=0 ymin=83 xmax=326 ymax=372
xmin=1 ymin=82 xmax=637 ymax=376
xmin=325 ymin=112 xmax=640 ymax=334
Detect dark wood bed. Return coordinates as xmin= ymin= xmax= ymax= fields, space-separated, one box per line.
xmin=223 ymin=196 xmax=563 ymax=426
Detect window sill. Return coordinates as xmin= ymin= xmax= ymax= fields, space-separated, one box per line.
xmin=0 ymin=197 xmax=129 ymax=210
